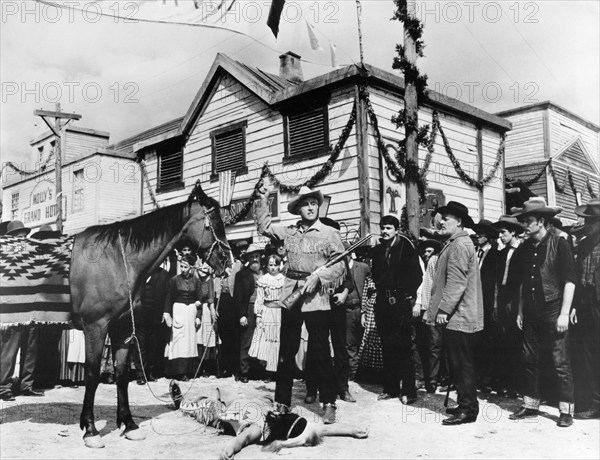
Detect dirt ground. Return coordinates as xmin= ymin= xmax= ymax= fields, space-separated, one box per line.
xmin=1 ymin=377 xmax=598 ymax=459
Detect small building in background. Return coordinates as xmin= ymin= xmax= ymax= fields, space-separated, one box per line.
xmin=1 ymin=124 xmax=141 ymax=235
xmin=497 ymin=101 xmax=599 ymax=223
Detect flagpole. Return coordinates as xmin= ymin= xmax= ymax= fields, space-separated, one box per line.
xmin=355 ymin=0 xmax=364 ymax=65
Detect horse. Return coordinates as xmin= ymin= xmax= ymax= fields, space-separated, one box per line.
xmin=70 ymin=181 xmax=231 ymax=448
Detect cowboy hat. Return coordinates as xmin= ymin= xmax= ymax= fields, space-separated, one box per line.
xmin=435 ymin=201 xmax=475 ymax=228
xmin=30 ymin=224 xmax=62 ymax=240
xmin=418 ymin=238 xmax=442 ymax=253
xmin=287 ymin=186 xmax=324 ymax=215
xmin=574 ymin=198 xmax=600 ymax=218
xmin=492 ymin=215 xmax=524 ymax=234
xmin=6 ymin=220 xmax=31 ymax=236
xmin=510 ymin=197 xmax=562 ymax=220
xmin=473 ymin=219 xmax=499 ymax=238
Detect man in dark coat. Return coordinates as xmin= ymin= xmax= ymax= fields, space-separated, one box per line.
xmin=570 ymin=198 xmax=600 ymax=420
xmin=233 ymin=245 xmax=263 ymax=383
xmin=370 ymin=215 xmax=423 ymax=405
xmin=133 ymin=264 xmax=171 ymax=383
xmin=473 ymin=219 xmax=499 ymax=392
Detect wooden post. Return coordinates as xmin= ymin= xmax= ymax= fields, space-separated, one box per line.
xmin=355 ymin=86 xmax=371 ymax=238
xmin=477 ymin=125 xmax=484 ymax=220
xmin=34 ymin=106 xmax=81 ymax=234
xmin=404 ymin=0 xmax=420 ymax=238
xmin=54 ymin=103 xmax=63 ymax=233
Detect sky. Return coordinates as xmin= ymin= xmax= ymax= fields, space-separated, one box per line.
xmin=1 ymin=0 xmax=599 ymax=169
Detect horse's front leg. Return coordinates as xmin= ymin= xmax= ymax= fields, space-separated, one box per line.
xmin=80 ymin=322 xmax=107 ymax=448
xmin=110 ymin=320 xmax=145 ymax=441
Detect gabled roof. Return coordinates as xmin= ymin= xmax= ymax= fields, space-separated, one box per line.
xmin=552 ymin=136 xmax=600 ymax=174
xmin=133 ymin=53 xmax=512 ymax=153
xmin=495 ymin=101 xmax=600 ymax=133
xmin=110 ymin=116 xmax=184 ymax=155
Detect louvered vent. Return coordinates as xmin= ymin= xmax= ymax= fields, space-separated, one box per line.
xmin=158 ymin=149 xmax=183 ymax=190
xmin=214 ymin=127 xmax=245 ymax=173
xmin=287 ymin=107 xmax=327 ymax=157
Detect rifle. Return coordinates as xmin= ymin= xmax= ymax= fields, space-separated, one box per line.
xmin=281 ymin=233 xmax=373 ymax=310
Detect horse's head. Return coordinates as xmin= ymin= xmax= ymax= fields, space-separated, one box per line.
xmin=181 ymin=181 xmax=232 ymax=277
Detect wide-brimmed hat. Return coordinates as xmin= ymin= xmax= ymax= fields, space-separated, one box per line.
xmin=492 ymin=215 xmax=524 ymax=234
xmin=244 ymin=243 xmax=263 ymax=260
xmin=473 ymin=219 xmax=499 ymax=238
xmin=511 ymin=197 xmax=562 ymax=220
xmin=574 ymin=198 xmax=600 ymax=218
xmin=30 ymin=224 xmax=62 ymax=240
xmin=418 ymin=238 xmax=442 ymax=253
xmin=6 ymin=220 xmax=31 ymax=236
xmin=435 ymin=201 xmax=475 ymax=228
xmin=287 ymin=186 xmax=324 ymax=215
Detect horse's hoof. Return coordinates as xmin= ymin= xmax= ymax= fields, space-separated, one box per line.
xmin=83 ymin=435 xmax=105 ymax=448
xmin=124 ymin=428 xmax=146 ymax=441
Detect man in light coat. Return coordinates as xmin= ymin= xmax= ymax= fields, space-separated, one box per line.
xmin=426 ymin=201 xmax=483 ymax=425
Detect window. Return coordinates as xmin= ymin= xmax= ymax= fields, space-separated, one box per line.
xmin=11 ymin=192 xmax=19 ymax=220
xmin=210 ymin=120 xmax=247 ymax=181
xmin=157 ymin=146 xmax=184 ymax=192
xmin=284 ymin=106 xmax=329 ymax=159
xmin=72 ymin=169 xmax=84 ymax=212
xmin=37 ymin=146 xmax=44 ymax=164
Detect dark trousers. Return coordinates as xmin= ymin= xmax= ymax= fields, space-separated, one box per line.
xmin=304 ymin=310 xmax=337 ymax=404
xmin=411 ymin=312 xmax=429 ymax=383
xmin=426 ymin=323 xmax=444 ymax=385
xmin=444 ymin=328 xmax=479 ymax=417
xmin=571 ymin=306 xmax=600 ymax=412
xmin=217 ymin=293 xmax=240 ymax=376
xmin=492 ymin=290 xmax=522 ymax=392
xmin=346 ymin=306 xmax=363 ymax=381
xmin=34 ymin=325 xmax=62 ymax=388
xmin=522 ymin=317 xmax=574 ymax=406
xmin=131 ymin=317 xmax=160 ymax=379
xmin=306 ymin=305 xmax=349 ymax=396
xmin=239 ymin=318 xmax=256 ymax=377
xmin=374 ymin=298 xmax=416 ymax=397
xmin=0 ymin=324 xmax=38 ymax=396
xmin=275 ymin=306 xmax=303 ymax=406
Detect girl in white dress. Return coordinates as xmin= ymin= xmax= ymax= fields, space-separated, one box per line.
xmin=249 ymin=254 xmax=285 ymax=373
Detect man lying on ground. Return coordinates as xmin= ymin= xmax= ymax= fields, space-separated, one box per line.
xmin=169 ymin=380 xmax=368 ymax=459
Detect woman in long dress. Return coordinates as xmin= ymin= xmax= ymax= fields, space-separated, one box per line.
xmin=249 ymin=254 xmax=285 ymax=376
xmin=195 ymin=262 xmax=218 ymax=375
xmin=163 ymin=254 xmax=203 ymax=380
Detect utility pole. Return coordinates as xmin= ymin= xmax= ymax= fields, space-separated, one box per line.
xmin=34 ymin=104 xmax=81 ymax=233
xmin=403 ymin=0 xmax=420 ymax=239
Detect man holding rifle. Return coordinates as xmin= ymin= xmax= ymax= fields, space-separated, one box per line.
xmin=256 ymin=185 xmax=346 ymax=424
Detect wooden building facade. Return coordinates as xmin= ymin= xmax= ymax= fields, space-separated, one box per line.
xmin=498 ymin=102 xmax=600 ymax=222
xmin=130 ymin=52 xmax=511 ymax=242
xmin=2 ymin=126 xmax=142 ymax=235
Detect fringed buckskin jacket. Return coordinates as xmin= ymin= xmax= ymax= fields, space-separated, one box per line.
xmin=256 ymin=207 xmax=345 ymax=313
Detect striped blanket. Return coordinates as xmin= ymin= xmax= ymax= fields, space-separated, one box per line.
xmin=0 ymin=235 xmax=72 ymax=328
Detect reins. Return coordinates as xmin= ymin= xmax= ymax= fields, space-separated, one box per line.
xmin=116 ymin=202 xmax=227 ymax=405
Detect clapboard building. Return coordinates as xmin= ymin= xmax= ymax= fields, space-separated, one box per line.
xmin=497 ymin=102 xmax=600 ymax=222
xmin=1 ymin=125 xmax=142 ymax=235
xmin=128 ymin=52 xmax=511 ymax=242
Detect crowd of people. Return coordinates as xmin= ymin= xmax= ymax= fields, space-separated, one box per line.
xmin=1 ymin=191 xmax=598 ymax=436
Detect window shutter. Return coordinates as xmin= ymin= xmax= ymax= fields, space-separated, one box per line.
xmin=288 ymin=107 xmax=327 ymax=157
xmin=214 ymin=128 xmax=245 ymax=173
xmin=159 ymin=150 xmax=183 ymax=190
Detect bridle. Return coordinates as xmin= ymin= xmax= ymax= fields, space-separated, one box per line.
xmin=201 ymin=206 xmax=231 ymax=272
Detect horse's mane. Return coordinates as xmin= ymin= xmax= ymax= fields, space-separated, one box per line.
xmin=90 ymin=186 xmax=224 ymax=251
